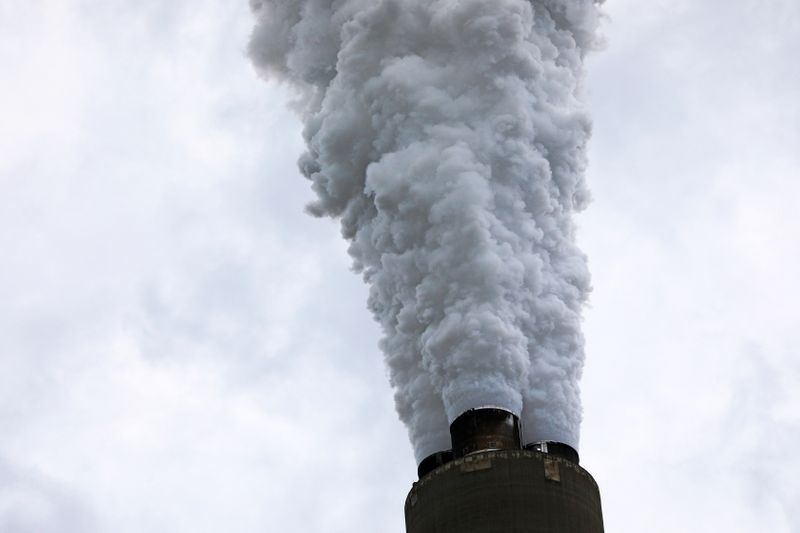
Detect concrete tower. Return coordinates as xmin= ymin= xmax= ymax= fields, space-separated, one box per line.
xmin=405 ymin=408 xmax=604 ymax=533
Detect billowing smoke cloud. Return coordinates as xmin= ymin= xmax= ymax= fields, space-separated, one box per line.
xmin=248 ymin=0 xmax=601 ymax=461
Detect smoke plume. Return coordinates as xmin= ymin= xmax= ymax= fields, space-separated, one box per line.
xmin=249 ymin=0 xmax=601 ymax=461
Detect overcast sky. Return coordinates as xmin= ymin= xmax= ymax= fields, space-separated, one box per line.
xmin=1 ymin=1 xmax=798 ymax=532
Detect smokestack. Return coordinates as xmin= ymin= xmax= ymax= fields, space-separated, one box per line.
xmin=416 ymin=450 xmax=454 ymax=480
xmin=417 ymin=407 xmax=521 ymax=478
xmin=405 ymin=449 xmax=604 ymax=533
xmin=449 ymin=407 xmax=521 ymax=458
xmin=408 ymin=407 xmax=602 ymax=532
xmin=525 ymin=440 xmax=581 ymax=465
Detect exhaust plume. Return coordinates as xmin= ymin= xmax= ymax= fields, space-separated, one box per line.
xmin=248 ymin=0 xmax=601 ymax=461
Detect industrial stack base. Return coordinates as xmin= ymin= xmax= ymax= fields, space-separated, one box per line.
xmin=405 ymin=449 xmax=603 ymax=533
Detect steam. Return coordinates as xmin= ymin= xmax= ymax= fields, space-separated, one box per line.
xmin=249 ymin=0 xmax=601 ymax=461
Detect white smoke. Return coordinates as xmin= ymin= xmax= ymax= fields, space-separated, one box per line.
xmin=249 ymin=0 xmax=601 ymax=461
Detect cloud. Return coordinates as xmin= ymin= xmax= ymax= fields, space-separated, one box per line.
xmin=0 ymin=459 xmax=97 ymax=533
xmin=0 ymin=1 xmax=411 ymax=531
xmin=581 ymin=1 xmax=800 ymax=530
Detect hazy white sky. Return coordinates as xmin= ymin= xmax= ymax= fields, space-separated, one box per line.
xmin=0 ymin=1 xmax=798 ymax=532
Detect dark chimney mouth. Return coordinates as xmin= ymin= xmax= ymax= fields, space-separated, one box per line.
xmin=523 ymin=441 xmax=580 ymax=464
xmin=449 ymin=407 xmax=522 ymax=459
xmin=417 ymin=450 xmax=454 ymax=479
